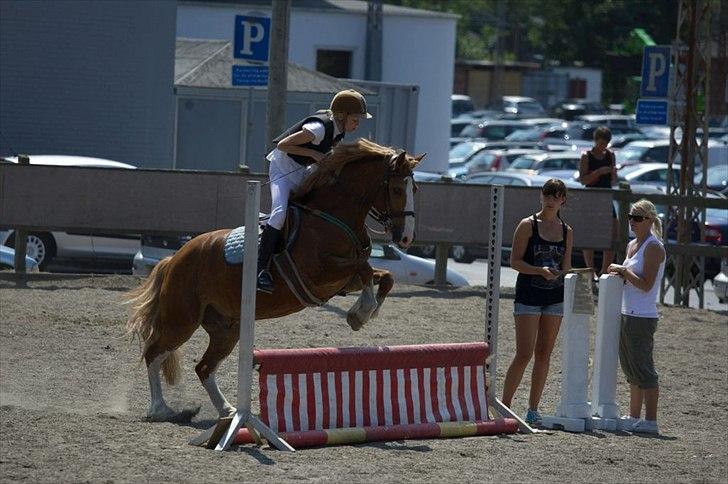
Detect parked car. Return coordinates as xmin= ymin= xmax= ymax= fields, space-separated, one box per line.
xmin=551 ymin=99 xmax=605 ymax=120
xmin=576 ymin=114 xmax=637 ymax=128
xmin=507 ymin=152 xmax=582 ymax=175
xmin=0 ymin=245 xmax=40 ymax=272
xmin=618 ymin=163 xmax=681 ymax=189
xmin=465 ymin=171 xmax=580 ymax=188
xmin=616 ymin=140 xmax=671 ymax=167
xmin=694 ymin=164 xmax=728 ymax=195
xmin=453 ymin=120 xmax=526 ymax=146
xmin=451 ymin=117 xmax=474 ymax=138
xmin=0 ymin=155 xmax=141 ymax=271
xmin=451 ymin=94 xmax=474 ymax=117
xmin=133 ymin=237 xmax=469 ymax=287
xmin=492 ymin=96 xmax=546 ymax=118
xmin=448 ymin=140 xmax=488 ymax=166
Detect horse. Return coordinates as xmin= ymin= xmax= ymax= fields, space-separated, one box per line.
xmin=125 ymin=138 xmax=423 ymax=422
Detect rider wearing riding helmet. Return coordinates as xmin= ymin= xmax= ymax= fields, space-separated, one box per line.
xmin=257 ymin=89 xmax=373 ymax=294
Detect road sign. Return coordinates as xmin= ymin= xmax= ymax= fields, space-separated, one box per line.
xmin=232 ymin=65 xmax=269 ymax=86
xmin=635 ymin=99 xmax=669 ymax=125
xmin=234 ymin=15 xmax=270 ymax=62
xmin=640 ymin=45 xmax=671 ymax=98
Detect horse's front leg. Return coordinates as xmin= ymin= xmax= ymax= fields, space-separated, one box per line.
xmin=370 ymin=268 xmax=394 ymax=320
xmin=346 ymin=263 xmax=378 ymax=331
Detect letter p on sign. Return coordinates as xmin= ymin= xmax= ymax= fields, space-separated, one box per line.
xmin=234 ymin=15 xmax=271 ymax=62
xmin=640 ymin=46 xmax=671 ymax=98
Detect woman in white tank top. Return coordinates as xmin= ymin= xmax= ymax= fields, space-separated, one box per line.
xmin=608 ymin=199 xmax=666 ymax=434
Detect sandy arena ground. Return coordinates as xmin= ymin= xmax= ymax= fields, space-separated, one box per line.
xmin=1 ymin=273 xmax=726 ymax=482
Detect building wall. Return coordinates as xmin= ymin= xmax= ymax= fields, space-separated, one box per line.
xmin=466 ymin=70 xmax=525 ymax=108
xmin=553 ymin=67 xmax=602 ymax=102
xmin=176 ymin=2 xmax=455 ymax=173
xmin=0 ymin=0 xmax=177 ymax=167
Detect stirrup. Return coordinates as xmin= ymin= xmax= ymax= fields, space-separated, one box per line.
xmin=257 ymin=270 xmax=274 ymax=294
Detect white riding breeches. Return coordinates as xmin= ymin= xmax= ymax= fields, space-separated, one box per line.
xmin=267 ymin=150 xmax=315 ymax=230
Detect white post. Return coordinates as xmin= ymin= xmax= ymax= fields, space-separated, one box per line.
xmin=212 ymin=181 xmax=294 ymax=451
xmin=484 ymin=186 xmax=534 ymax=432
xmin=588 ymin=274 xmax=623 ymax=431
xmin=541 ymin=273 xmax=592 ymax=432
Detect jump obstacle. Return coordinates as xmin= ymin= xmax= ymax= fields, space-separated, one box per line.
xmin=191 ymin=182 xmax=523 ymax=451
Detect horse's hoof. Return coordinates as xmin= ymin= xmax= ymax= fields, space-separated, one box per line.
xmin=346 ymin=313 xmax=364 ymax=331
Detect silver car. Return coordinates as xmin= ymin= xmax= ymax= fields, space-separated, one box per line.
xmin=0 ymin=155 xmax=141 ymax=270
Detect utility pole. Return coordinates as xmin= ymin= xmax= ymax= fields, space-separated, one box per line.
xmin=488 ymin=0 xmax=506 ymax=106
xmin=365 ymin=0 xmax=382 ymax=81
xmin=662 ymin=0 xmax=712 ymax=307
xmin=266 ymin=0 xmax=291 ymax=152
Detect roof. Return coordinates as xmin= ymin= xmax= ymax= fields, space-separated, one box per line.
xmin=175 ymin=38 xmax=372 ymax=93
xmin=178 ymin=0 xmax=459 ymax=20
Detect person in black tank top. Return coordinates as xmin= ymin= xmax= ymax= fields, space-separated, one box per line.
xmin=502 ymin=179 xmax=573 ymax=425
xmin=578 ymin=126 xmax=617 ymax=280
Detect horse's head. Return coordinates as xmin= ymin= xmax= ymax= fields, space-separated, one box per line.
xmin=369 ymin=150 xmax=424 ymax=249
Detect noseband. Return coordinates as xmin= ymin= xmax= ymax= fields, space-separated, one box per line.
xmin=367 ymin=151 xmax=416 ymax=232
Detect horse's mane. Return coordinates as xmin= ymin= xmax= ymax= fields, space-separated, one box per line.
xmin=292 ymin=138 xmax=397 ymax=200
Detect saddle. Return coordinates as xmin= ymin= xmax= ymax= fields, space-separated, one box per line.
xmin=223 ymin=205 xmax=326 ymax=307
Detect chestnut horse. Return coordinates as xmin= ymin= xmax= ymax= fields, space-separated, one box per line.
xmin=125 ymin=138 xmax=422 ymax=422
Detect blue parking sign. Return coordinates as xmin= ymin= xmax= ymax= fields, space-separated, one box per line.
xmin=640 ymin=46 xmax=671 ymax=98
xmin=234 ymin=15 xmax=270 ymax=62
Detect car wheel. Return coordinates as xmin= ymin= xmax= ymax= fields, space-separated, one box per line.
xmin=452 ymin=245 xmax=475 ymax=264
xmin=6 ymin=232 xmax=56 ymax=271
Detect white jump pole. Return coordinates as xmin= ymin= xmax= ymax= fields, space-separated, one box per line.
xmin=211 ymin=181 xmax=294 ymax=451
xmin=587 ymin=274 xmax=623 ymax=431
xmin=541 ymin=273 xmax=592 ymax=432
xmin=484 ymin=185 xmax=535 ymax=433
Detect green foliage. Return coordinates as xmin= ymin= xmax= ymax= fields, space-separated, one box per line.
xmin=386 ymin=0 xmax=677 ymax=64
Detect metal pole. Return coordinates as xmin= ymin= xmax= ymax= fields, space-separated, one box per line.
xmin=266 ymin=0 xmax=290 ymax=153
xmin=365 ymin=0 xmax=382 ymax=81
xmin=13 ymin=154 xmax=29 ymax=274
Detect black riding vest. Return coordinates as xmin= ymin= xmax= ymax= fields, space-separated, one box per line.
xmin=272 ymin=112 xmax=344 ymax=166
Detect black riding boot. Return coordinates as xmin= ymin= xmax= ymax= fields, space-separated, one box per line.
xmin=256 ymin=225 xmax=280 ymax=294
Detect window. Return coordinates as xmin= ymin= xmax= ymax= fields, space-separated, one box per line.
xmin=316 ymin=49 xmax=352 ymax=78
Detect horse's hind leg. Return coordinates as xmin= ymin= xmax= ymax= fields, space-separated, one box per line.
xmin=144 ymin=297 xmax=203 ymax=422
xmin=197 ymin=307 xmax=239 ymax=418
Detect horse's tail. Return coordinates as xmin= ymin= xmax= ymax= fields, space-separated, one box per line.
xmin=123 ymin=256 xmax=181 ymax=385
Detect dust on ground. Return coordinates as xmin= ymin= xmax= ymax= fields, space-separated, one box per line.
xmin=1 ymin=273 xmax=726 ymax=482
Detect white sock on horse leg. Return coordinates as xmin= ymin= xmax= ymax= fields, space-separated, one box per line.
xmin=202 ymin=369 xmax=236 ymax=417
xmin=147 ymin=352 xmax=174 ymax=417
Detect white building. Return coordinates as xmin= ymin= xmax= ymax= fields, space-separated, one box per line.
xmin=177 ymin=0 xmax=458 ymax=173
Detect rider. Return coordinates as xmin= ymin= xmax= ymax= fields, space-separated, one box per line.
xmin=256 ymin=89 xmax=373 ymax=293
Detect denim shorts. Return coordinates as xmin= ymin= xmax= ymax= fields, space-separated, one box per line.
xmin=513 ymin=302 xmax=564 ymax=317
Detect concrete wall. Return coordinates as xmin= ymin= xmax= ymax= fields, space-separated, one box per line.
xmin=0 ymin=0 xmax=177 ymax=167
xmin=176 ymin=2 xmax=456 ymax=173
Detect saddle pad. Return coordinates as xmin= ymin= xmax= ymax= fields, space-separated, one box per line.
xmin=224 ymin=225 xmax=262 ymax=265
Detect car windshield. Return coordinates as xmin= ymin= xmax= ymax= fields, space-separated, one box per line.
xmin=618 ymin=145 xmax=650 ymax=161
xmin=518 ymin=102 xmax=544 ymax=113
xmin=509 ymin=156 xmax=537 ymax=169
xmin=506 ymin=127 xmax=541 ymax=141
xmin=449 ymin=142 xmax=479 ymax=160
xmin=460 ymin=124 xmax=481 ymax=138
xmin=465 ymin=151 xmax=496 ymax=168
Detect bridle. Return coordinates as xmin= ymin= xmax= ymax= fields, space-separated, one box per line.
xmin=367 ymin=151 xmax=416 ymax=232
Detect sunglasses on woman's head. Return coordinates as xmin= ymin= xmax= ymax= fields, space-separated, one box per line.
xmin=628 ymin=213 xmax=649 ymax=222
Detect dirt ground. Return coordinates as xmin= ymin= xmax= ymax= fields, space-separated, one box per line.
xmin=1 ymin=273 xmax=726 ymax=483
